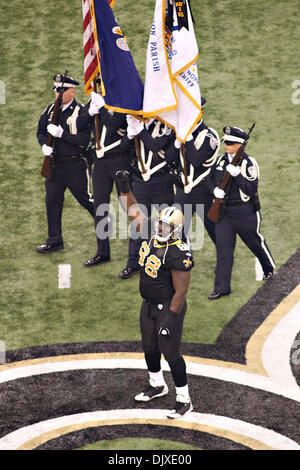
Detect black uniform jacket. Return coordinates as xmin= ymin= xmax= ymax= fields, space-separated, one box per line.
xmin=206 ymin=151 xmax=258 ymax=201
xmin=37 ymin=99 xmax=91 ymax=158
xmin=120 ymin=120 xmax=175 ymax=179
xmin=77 ymin=104 xmax=128 ymax=159
xmin=164 ymin=120 xmax=219 ymax=182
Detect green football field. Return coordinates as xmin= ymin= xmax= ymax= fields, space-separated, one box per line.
xmin=1 ymin=0 xmax=299 ymax=348
xmin=0 ymin=0 xmax=300 ymax=452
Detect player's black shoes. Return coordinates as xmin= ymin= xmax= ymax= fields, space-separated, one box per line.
xmin=135 ymin=383 xmax=168 ymax=402
xmin=167 ymin=400 xmax=193 ymax=419
xmin=135 ymin=383 xmax=193 ymax=420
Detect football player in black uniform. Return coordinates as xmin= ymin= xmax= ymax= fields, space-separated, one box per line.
xmin=116 ymin=169 xmax=194 ymax=419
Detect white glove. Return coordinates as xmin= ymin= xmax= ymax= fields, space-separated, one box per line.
xmin=174 ymin=139 xmax=182 ymax=149
xmin=145 ymin=118 xmax=155 ymax=130
xmin=226 ymin=163 xmax=241 ymax=177
xmin=47 ymin=124 xmax=64 ymax=138
xmin=126 ymin=114 xmax=144 ymax=137
xmin=126 ymin=114 xmax=135 ymax=125
xmin=89 ymin=102 xmax=100 ymax=116
xmin=213 ymin=187 xmax=225 ymax=199
xmin=42 ymin=144 xmax=53 ymax=156
xmin=89 ymin=91 xmax=105 ymax=116
xmin=185 ymin=133 xmax=193 ymax=142
xmin=91 ymin=91 xmax=105 ymax=108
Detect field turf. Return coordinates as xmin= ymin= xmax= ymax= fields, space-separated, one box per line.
xmin=0 ymin=0 xmax=299 ymax=452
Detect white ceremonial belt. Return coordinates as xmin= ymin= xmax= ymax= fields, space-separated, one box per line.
xmin=180 ymin=127 xmax=221 ymax=193
xmin=182 ymin=168 xmax=211 ymax=194
xmin=140 ymin=161 xmax=167 ymax=182
xmin=138 ymin=144 xmax=167 ymax=182
xmin=96 ymin=139 xmax=121 ymax=159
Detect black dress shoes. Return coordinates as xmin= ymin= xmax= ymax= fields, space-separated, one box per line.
xmin=36 ymin=242 xmax=64 ymax=254
xmin=119 ymin=267 xmax=140 ymax=279
xmin=83 ymin=255 xmax=111 ymax=267
xmin=263 ymin=271 xmax=273 ymax=280
xmin=208 ymin=291 xmax=230 ymax=300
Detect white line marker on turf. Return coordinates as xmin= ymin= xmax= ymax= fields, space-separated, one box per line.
xmin=255 ymin=257 xmax=264 ymax=281
xmin=0 ymin=410 xmax=299 ymax=450
xmin=58 ymin=264 xmax=71 ymax=289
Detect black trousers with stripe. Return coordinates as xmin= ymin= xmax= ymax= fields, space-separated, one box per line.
xmin=214 ymin=203 xmax=275 ymax=294
xmin=92 ymin=155 xmax=130 ymax=258
xmin=173 ymin=184 xmax=216 ymax=246
xmin=45 ymin=159 xmax=94 ymax=244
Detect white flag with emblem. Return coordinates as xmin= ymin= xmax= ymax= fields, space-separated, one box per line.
xmin=143 ymin=0 xmax=202 ymax=143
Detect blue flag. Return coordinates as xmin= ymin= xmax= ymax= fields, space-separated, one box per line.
xmin=93 ymin=0 xmax=144 ymax=114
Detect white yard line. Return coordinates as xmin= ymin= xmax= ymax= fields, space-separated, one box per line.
xmin=255 ymin=257 xmax=264 ymax=281
xmin=0 ymin=409 xmax=298 ymax=450
xmin=0 ymin=355 xmax=299 ymax=402
xmin=58 ymin=264 xmax=71 ymax=289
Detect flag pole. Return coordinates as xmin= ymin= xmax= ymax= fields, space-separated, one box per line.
xmin=182 ymin=144 xmax=188 ymax=186
xmin=134 ymin=136 xmax=147 ymax=174
xmin=93 ymin=78 xmax=101 ymax=151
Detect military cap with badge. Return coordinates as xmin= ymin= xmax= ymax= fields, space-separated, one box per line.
xmin=221 ymin=126 xmax=249 ymax=144
xmin=52 ymin=73 xmax=80 ymax=92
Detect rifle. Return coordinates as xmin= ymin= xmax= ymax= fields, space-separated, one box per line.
xmin=207 ymin=123 xmax=256 ymax=223
xmin=40 ymin=72 xmax=68 ymax=180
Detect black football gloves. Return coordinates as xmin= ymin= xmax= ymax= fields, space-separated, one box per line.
xmin=159 ymin=310 xmax=178 ymax=337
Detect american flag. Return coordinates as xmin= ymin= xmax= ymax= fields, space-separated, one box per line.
xmin=82 ymin=0 xmax=114 ymax=95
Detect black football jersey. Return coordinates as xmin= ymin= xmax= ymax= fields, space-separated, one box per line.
xmin=138 ymin=218 xmax=194 ymax=303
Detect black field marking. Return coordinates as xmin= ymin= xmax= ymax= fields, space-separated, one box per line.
xmin=291 ymin=330 xmax=300 ymax=387
xmin=1 ymin=248 xmax=300 ymax=450
xmin=5 ymin=341 xmax=143 ymax=363
xmin=35 ymin=424 xmax=249 ymax=451
xmin=0 ymin=369 xmax=299 ymax=447
xmin=186 ymin=246 xmax=300 ymax=363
